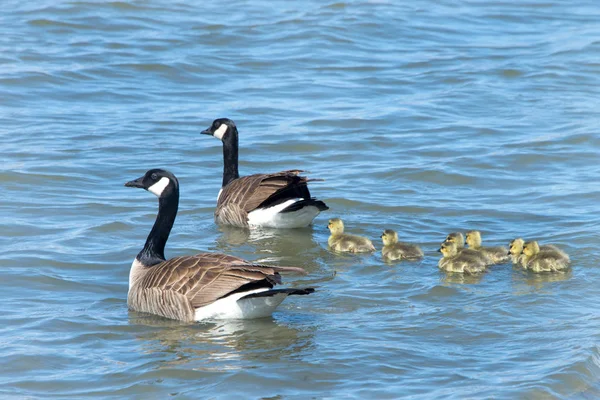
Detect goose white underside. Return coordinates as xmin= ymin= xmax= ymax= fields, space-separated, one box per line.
xmin=194 ymin=288 xmax=289 ymax=321
xmin=247 ymin=198 xmax=321 ymax=228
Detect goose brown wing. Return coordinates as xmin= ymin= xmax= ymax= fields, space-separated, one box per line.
xmin=216 ymin=170 xmax=312 ymax=213
xmin=138 ymin=253 xmax=305 ymax=309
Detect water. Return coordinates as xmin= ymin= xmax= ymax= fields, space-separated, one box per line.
xmin=2 ymin=0 xmax=600 ymax=398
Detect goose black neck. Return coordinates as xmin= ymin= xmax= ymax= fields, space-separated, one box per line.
xmin=137 ymin=186 xmax=179 ymax=267
xmin=222 ymin=127 xmax=239 ymax=187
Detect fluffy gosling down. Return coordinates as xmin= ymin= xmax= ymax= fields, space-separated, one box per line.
xmin=380 ymin=229 xmax=423 ymax=261
xmin=327 ymin=218 xmax=375 ymax=253
xmin=438 ymin=241 xmax=487 ymax=274
xmin=444 ymin=232 xmax=493 ymax=265
xmin=445 ymin=232 xmax=466 ymax=249
xmin=509 ymin=238 xmax=568 ymax=265
xmin=465 ymin=230 xmax=509 ymax=264
xmin=520 ymin=241 xmax=570 ymax=273
xmin=508 ymin=238 xmax=527 ymax=265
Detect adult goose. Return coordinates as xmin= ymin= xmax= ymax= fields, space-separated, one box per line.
xmin=201 ymin=118 xmax=328 ymax=228
xmin=124 ymin=169 xmax=314 ymax=322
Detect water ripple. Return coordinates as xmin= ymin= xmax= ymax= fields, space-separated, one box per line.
xmin=2 ymin=0 xmax=600 ymax=398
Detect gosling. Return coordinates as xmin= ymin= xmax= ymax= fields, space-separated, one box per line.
xmin=509 ymin=238 xmax=568 ymax=266
xmin=508 ymin=238 xmax=526 ymax=265
xmin=445 ymin=232 xmax=465 ymax=249
xmin=520 ymin=241 xmax=570 ymax=273
xmin=327 ymin=218 xmax=375 ymax=253
xmin=444 ymin=232 xmax=493 ymax=265
xmin=380 ymin=229 xmax=423 ymax=261
xmin=465 ymin=230 xmax=509 ymax=264
xmin=438 ymin=241 xmax=487 ymax=274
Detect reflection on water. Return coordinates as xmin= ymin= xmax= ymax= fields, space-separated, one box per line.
xmin=216 ymin=225 xmax=320 ymax=254
xmin=441 ymin=264 xmax=573 ymax=287
xmin=215 ymin=225 xmax=326 ymax=274
xmin=216 ymin=225 xmax=252 ymax=247
xmin=128 ymin=314 xmax=315 ymax=371
xmin=522 ymin=270 xmax=573 ymax=287
xmin=4 ymin=0 xmax=600 ymax=397
xmin=382 ymin=257 xmax=425 ymax=267
xmin=440 ymin=271 xmax=485 ymax=285
xmin=511 ymin=267 xmax=573 ymax=294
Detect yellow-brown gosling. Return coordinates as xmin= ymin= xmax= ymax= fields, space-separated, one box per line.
xmin=438 ymin=241 xmax=487 ymax=274
xmin=521 ymin=241 xmax=570 ymax=273
xmin=327 ymin=218 xmax=375 ymax=253
xmin=445 ymin=232 xmax=465 ymax=249
xmin=509 ymin=238 xmax=568 ymax=267
xmin=380 ymin=229 xmax=423 ymax=261
xmin=465 ymin=230 xmax=509 ymax=264
xmin=444 ymin=232 xmax=493 ymax=265
xmin=508 ymin=238 xmax=526 ymax=265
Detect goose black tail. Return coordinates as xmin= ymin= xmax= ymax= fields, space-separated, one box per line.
xmin=281 ymin=198 xmax=329 ymax=213
xmin=240 ymin=288 xmax=315 ymax=300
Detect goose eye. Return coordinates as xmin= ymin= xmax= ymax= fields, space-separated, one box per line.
xmin=151 ymin=173 xmax=158 ymax=180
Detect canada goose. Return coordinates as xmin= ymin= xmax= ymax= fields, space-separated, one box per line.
xmin=465 ymin=230 xmax=509 ymax=264
xmin=443 ymin=232 xmax=493 ymax=265
xmin=327 ymin=218 xmax=375 ymax=253
xmin=438 ymin=241 xmax=487 ymax=274
xmin=509 ymin=238 xmax=567 ymax=266
xmin=124 ymin=169 xmax=314 ymax=322
xmin=521 ymin=241 xmax=570 ymax=273
xmin=380 ymin=229 xmax=423 ymax=261
xmin=201 ymin=118 xmax=328 ymax=228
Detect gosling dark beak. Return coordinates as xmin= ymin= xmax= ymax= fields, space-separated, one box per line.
xmin=507 ymin=250 xmax=512 ymax=255
xmin=201 ymin=128 xmax=213 ymax=136
xmin=125 ymin=176 xmax=145 ymax=189
xmin=437 ymin=248 xmax=442 ymax=253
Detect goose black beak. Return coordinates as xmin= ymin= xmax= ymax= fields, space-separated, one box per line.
xmin=125 ymin=177 xmax=145 ymax=189
xmin=201 ymin=129 xmax=213 ymax=136
xmin=437 ymin=248 xmax=442 ymax=253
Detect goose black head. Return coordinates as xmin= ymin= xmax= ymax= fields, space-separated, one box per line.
xmin=125 ymin=169 xmax=179 ymax=198
xmin=201 ymin=118 xmax=237 ymax=141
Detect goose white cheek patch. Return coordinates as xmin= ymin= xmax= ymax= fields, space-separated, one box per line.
xmin=214 ymin=124 xmax=228 ymax=140
xmin=148 ymin=177 xmax=170 ymax=197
